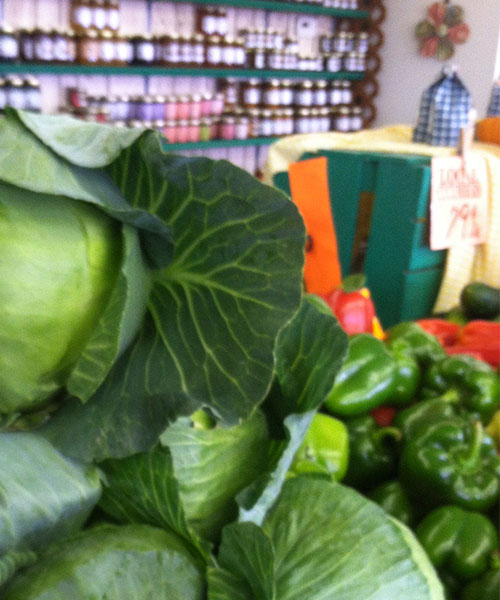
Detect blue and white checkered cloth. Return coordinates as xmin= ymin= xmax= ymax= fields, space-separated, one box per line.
xmin=413 ymin=71 xmax=471 ymax=147
xmin=487 ymin=79 xmax=500 ymax=116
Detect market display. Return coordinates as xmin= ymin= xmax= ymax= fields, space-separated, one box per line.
xmin=0 ymin=111 xmax=449 ymax=599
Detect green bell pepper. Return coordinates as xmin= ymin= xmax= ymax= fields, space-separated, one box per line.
xmin=368 ymin=479 xmax=415 ymax=527
xmin=415 ymin=505 xmax=499 ymax=590
xmin=342 ymin=414 xmax=401 ymax=490
xmin=386 ymin=321 xmax=447 ymax=369
xmin=289 ymin=412 xmax=349 ymax=481
xmin=421 ymin=354 xmax=500 ymax=424
xmin=461 ymin=564 xmax=500 ymax=600
xmin=386 ymin=338 xmax=420 ymax=406
xmin=324 ymin=334 xmax=398 ymax=417
xmin=393 ymin=397 xmax=465 ymax=442
xmin=399 ymin=420 xmax=500 ymax=512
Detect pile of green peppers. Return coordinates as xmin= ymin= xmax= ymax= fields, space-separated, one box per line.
xmin=296 ymin=322 xmax=500 ymax=600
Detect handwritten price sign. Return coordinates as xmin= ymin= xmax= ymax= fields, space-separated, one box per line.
xmin=430 ymin=155 xmax=488 ymax=250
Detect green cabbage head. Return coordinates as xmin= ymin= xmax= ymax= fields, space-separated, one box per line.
xmin=0 ymin=185 xmax=125 ymax=415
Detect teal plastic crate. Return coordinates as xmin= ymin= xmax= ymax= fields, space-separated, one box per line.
xmin=273 ymin=150 xmax=447 ymax=327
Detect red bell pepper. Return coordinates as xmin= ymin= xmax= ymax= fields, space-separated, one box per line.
xmin=450 ymin=321 xmax=500 ymax=368
xmin=416 ymin=319 xmax=461 ymax=346
xmin=321 ymin=274 xmax=384 ymax=339
xmin=371 ymin=405 xmax=397 ymax=427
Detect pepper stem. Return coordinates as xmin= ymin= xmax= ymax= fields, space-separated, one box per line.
xmin=431 ymin=389 xmax=460 ymax=404
xmin=373 ymin=426 xmax=402 ymax=446
xmin=461 ymin=420 xmax=483 ymax=469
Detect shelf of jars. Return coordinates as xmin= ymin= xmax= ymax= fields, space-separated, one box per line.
xmin=162 ymin=137 xmax=281 ymax=151
xmin=161 ymin=0 xmax=370 ymax=18
xmin=0 ymin=63 xmax=365 ymax=80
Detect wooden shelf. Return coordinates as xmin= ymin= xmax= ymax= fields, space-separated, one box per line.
xmin=164 ymin=0 xmax=370 ymax=18
xmin=0 ymin=63 xmax=365 ymax=80
xmin=162 ymin=137 xmax=282 ymax=151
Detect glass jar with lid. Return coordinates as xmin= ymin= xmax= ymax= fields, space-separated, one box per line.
xmin=279 ymin=80 xmax=294 ymax=107
xmin=92 ymin=0 xmax=108 ymax=31
xmin=115 ymin=34 xmax=133 ymax=65
xmin=333 ymin=31 xmax=348 ymax=53
xmin=106 ymin=0 xmax=120 ymax=32
xmin=268 ymin=50 xmax=284 ymax=71
xmin=222 ymin=36 xmax=236 ymax=67
xmin=325 ymin=52 xmax=342 ymax=73
xmin=0 ymin=27 xmax=20 ymax=62
xmin=99 ymin=30 xmax=116 ymax=64
xmin=189 ymin=94 xmax=202 ymax=119
xmin=350 ymin=106 xmax=363 ymax=130
xmin=206 ymin=36 xmax=222 ymax=67
xmin=241 ymin=78 xmax=261 ymax=109
xmin=356 ymin=32 xmax=369 ymax=54
xmin=335 ymin=106 xmax=351 ymax=131
xmin=220 ymin=115 xmax=235 ymax=140
xmin=179 ymin=35 xmax=194 ymax=67
xmin=6 ymin=76 xmax=25 ymax=109
xmin=114 ymin=95 xmax=130 ymax=121
xmin=78 ymin=29 xmax=100 ymax=64
xmin=344 ymin=51 xmax=357 ymax=72
xmin=249 ymin=48 xmax=266 ymax=70
xmin=235 ymin=115 xmax=250 ymax=140
xmin=163 ymin=34 xmax=180 ymax=65
xmin=263 ymin=79 xmax=281 ymax=108
xmin=260 ymin=109 xmax=273 ymax=137
xmin=220 ymin=78 xmax=238 ymax=109
xmin=248 ymin=108 xmax=261 ymax=138
xmin=70 ymin=0 xmax=93 ymax=35
xmin=235 ymin=38 xmax=246 ymax=66
xmin=19 ymin=29 xmax=35 ymax=62
xmin=51 ymin=29 xmax=69 ymax=63
xmin=215 ymin=8 xmax=228 ymax=36
xmin=294 ymin=81 xmax=314 ymax=107
xmin=33 ymin=28 xmax=54 ymax=63
xmin=314 ymin=80 xmax=328 ymax=107
xmin=283 ymin=108 xmax=294 ymax=135
xmin=132 ymin=34 xmax=155 ymax=65
xmin=319 ymin=107 xmax=330 ymax=132
xmin=340 ymin=80 xmax=353 ymax=104
xmin=0 ymin=78 xmax=7 ymax=112
xmin=329 ymin=81 xmax=342 ymax=105
xmin=198 ymin=6 xmax=217 ymax=37
xmin=186 ymin=119 xmax=199 ymax=143
xmin=199 ymin=118 xmax=212 ymax=141
xmin=296 ymin=108 xmax=311 ymax=134
xmin=23 ymin=76 xmax=42 ymax=112
xmin=177 ymin=95 xmax=190 ymax=120
xmin=193 ymin=34 xmax=205 ymax=66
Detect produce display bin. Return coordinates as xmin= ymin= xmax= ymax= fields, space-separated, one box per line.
xmin=273 ymin=150 xmax=447 ymax=328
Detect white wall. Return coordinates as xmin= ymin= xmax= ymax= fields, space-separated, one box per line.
xmin=375 ymin=0 xmax=500 ymax=127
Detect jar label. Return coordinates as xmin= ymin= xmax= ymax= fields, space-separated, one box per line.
xmin=207 ymin=45 xmax=222 ymax=65
xmin=93 ymin=7 xmax=107 ymax=29
xmin=222 ymin=46 xmax=235 ymax=66
xmin=74 ymin=6 xmax=93 ymax=28
xmin=101 ymin=40 xmax=115 ymax=62
xmin=1 ymin=36 xmax=19 ymax=59
xmin=202 ymin=16 xmax=217 ymax=35
xmin=137 ymin=42 xmax=155 ymax=62
xmin=107 ymin=8 xmax=120 ymax=30
xmin=117 ymin=40 xmax=133 ymax=62
xmin=244 ymin=87 xmax=260 ymax=106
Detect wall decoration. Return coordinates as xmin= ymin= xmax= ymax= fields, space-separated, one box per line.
xmin=415 ymin=1 xmax=470 ymax=60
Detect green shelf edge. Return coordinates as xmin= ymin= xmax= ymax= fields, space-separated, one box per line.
xmin=0 ymin=63 xmax=365 ymax=80
xmin=165 ymin=0 xmax=370 ymax=18
xmin=162 ymin=137 xmax=280 ymax=151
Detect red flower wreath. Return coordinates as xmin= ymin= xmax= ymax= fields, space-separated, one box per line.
xmin=415 ymin=2 xmax=470 ymax=60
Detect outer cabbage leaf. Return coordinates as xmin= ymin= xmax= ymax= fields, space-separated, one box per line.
xmin=0 ymin=433 xmax=101 ymax=586
xmin=209 ymin=478 xmax=445 ymax=600
xmin=160 ymin=410 xmax=271 ymax=542
xmin=41 ymin=148 xmax=305 ymax=460
xmin=237 ymin=296 xmax=348 ymax=524
xmin=2 ymin=524 xmax=205 ymax=600
xmin=98 ymin=445 xmax=212 ymax=561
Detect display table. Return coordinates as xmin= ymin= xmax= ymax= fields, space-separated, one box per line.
xmin=263 ymin=125 xmax=500 ymax=313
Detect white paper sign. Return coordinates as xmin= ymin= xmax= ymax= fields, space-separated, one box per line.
xmin=430 ymin=155 xmax=488 ymax=251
